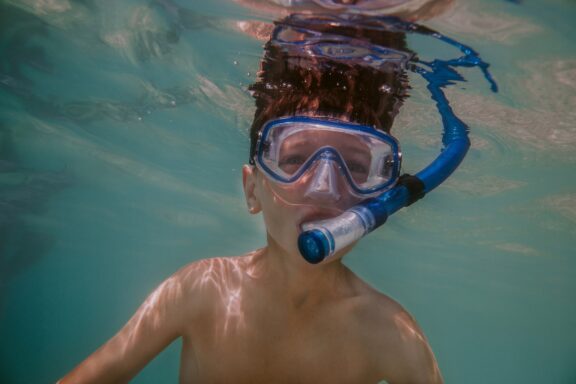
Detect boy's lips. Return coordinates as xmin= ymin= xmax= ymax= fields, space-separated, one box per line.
xmin=297 ymin=208 xmax=343 ymax=229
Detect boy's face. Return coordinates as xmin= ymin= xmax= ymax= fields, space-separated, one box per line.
xmin=243 ymin=116 xmax=400 ymax=260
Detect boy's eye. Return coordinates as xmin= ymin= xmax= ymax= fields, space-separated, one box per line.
xmin=347 ymin=161 xmax=368 ymax=174
xmin=279 ymin=155 xmax=306 ymax=172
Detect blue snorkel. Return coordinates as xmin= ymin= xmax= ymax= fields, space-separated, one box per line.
xmin=297 ymin=19 xmax=498 ymax=264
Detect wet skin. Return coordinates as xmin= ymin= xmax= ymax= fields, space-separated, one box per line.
xmin=59 ymin=164 xmax=442 ymax=384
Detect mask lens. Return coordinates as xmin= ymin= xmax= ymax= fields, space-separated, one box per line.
xmin=257 ymin=118 xmax=400 ymax=197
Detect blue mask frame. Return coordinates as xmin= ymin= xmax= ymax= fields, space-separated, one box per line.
xmin=255 ymin=116 xmax=402 ymax=196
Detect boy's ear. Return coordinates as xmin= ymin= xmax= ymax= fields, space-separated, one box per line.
xmin=242 ymin=165 xmax=262 ymax=214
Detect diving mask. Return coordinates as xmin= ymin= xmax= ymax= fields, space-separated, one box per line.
xmin=253 ymin=116 xmax=401 ymax=208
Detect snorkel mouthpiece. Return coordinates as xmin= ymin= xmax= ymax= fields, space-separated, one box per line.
xmin=298 ymin=228 xmax=332 ymax=264
xmin=300 ymin=183 xmax=420 ymax=263
xmin=299 ymin=205 xmax=384 ymax=263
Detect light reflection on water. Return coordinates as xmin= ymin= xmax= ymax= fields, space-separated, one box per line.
xmin=0 ymin=0 xmax=575 ymax=383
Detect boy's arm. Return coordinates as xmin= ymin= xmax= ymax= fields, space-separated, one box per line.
xmin=58 ymin=266 xmax=199 ymax=384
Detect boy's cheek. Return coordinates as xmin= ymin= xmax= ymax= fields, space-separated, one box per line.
xmin=264 ymin=203 xmax=300 ymax=235
xmin=262 ymin=203 xmax=302 ymax=249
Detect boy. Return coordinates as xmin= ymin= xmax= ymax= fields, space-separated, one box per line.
xmin=60 ymin=14 xmax=443 ymax=384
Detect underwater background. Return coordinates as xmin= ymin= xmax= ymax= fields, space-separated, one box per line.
xmin=0 ymin=0 xmax=575 ymax=383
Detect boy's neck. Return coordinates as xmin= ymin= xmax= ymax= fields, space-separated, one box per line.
xmin=247 ymin=238 xmax=357 ymax=309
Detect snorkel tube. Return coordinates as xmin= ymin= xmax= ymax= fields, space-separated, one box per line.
xmin=298 ymin=20 xmax=498 ymax=264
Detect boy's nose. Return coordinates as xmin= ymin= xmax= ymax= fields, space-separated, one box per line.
xmin=304 ymin=153 xmax=342 ymax=202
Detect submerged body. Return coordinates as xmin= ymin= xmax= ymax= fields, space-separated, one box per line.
xmin=61 ymin=252 xmax=441 ymax=384
xmin=182 ymin=252 xmax=441 ymax=384
xmin=60 ymin=164 xmax=442 ymax=384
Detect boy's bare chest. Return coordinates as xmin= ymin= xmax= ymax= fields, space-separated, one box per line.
xmin=180 ymin=300 xmax=374 ymax=383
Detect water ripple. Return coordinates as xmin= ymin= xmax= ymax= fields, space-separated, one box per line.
xmin=232 ymin=0 xmax=454 ymax=20
xmin=445 ymin=174 xmax=526 ymax=197
xmin=446 ymin=83 xmax=576 ymax=161
xmin=430 ymin=1 xmax=541 ymax=44
xmin=544 ymin=193 xmax=576 ymax=224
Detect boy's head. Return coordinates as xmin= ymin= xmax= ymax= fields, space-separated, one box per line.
xmin=248 ymin=14 xmax=412 ymax=164
xmin=243 ymin=14 xmax=412 ymax=259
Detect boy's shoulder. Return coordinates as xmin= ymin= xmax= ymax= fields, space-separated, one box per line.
xmin=152 ymin=255 xmax=244 ymax=307
xmin=345 ymin=283 xmax=417 ymax=343
xmin=345 ymin=284 xmax=441 ymax=382
xmin=171 ymin=254 xmax=251 ymax=294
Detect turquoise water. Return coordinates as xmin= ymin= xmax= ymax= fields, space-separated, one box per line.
xmin=1 ymin=0 xmax=575 ymax=383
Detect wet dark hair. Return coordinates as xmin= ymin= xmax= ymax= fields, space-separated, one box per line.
xmin=248 ymin=14 xmax=413 ymax=163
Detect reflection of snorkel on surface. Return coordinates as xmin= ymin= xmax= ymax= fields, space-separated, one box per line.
xmin=297 ymin=17 xmax=498 ymax=264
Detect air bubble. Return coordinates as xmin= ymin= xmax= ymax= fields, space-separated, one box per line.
xmin=379 ymin=84 xmax=391 ymax=93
